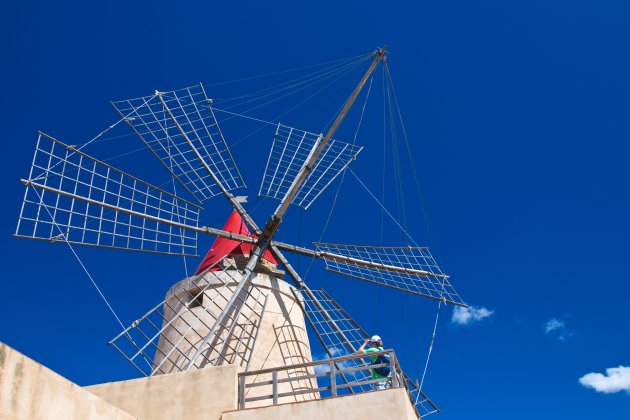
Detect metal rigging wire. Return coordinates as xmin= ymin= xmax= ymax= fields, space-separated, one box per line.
xmin=215 ymin=56 xmax=370 ymax=128
xmin=208 ymin=53 xmax=371 ymax=96
xmin=383 ymin=60 xmax=448 ymax=391
xmin=215 ymin=58 xmax=371 ymax=150
xmin=29 ymin=187 xmax=127 ymax=329
xmin=215 ymin=55 xmax=370 ymax=107
xmin=301 ymin=74 xmax=375 ymax=283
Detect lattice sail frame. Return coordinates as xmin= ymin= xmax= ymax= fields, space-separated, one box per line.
xmin=111 ymin=84 xmax=245 ymax=202
xmin=315 ymin=243 xmax=465 ymax=306
xmin=259 ymin=124 xmax=363 ymax=209
xmin=295 ymin=288 xmax=439 ymax=417
xmin=294 ymin=288 xmax=372 ymax=391
xmin=111 ymin=261 xmax=269 ymax=377
xmin=15 ymin=132 xmax=201 ymax=256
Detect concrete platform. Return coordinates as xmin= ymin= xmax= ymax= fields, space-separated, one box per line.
xmin=0 ymin=342 xmax=420 ymax=419
xmin=87 ymin=364 xmax=239 ymax=420
xmin=223 ymin=388 xmax=419 ymax=420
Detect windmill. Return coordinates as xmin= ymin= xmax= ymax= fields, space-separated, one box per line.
xmin=15 ymin=47 xmax=465 ymax=417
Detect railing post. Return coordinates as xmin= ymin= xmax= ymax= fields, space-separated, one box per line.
xmin=389 ymin=351 xmax=398 ymax=387
xmin=234 ymin=351 xmax=409 ymax=411
xmin=272 ymin=370 xmax=278 ymax=405
xmin=330 ymin=362 xmax=337 ymax=397
xmin=238 ymin=374 xmax=245 ymax=409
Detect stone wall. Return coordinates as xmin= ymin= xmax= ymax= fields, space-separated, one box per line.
xmin=153 ymin=271 xmax=318 ymax=406
xmin=0 ymin=342 xmax=135 ymax=420
xmin=86 ymin=365 xmax=239 ymax=420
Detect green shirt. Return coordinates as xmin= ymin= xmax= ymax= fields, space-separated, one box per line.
xmin=362 ymin=346 xmax=387 ymax=379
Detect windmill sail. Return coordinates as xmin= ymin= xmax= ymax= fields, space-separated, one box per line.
xmin=293 ymin=288 xmax=372 ymax=392
xmin=259 ymin=124 xmax=363 ymax=209
xmin=314 ymin=243 xmax=465 ymax=306
xmin=16 ymin=132 xmax=201 ymax=256
xmin=294 ymin=288 xmax=439 ymax=417
xmin=110 ymin=264 xmax=269 ymax=377
xmin=111 ymin=84 xmax=245 ymax=202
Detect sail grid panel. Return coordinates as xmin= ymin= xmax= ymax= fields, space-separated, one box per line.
xmin=295 ymin=288 xmax=439 ymax=417
xmin=294 ymin=288 xmax=372 ymax=393
xmin=15 ymin=132 xmax=201 ymax=256
xmin=110 ymin=268 xmax=268 ymax=377
xmin=259 ymin=124 xmax=363 ymax=209
xmin=402 ymin=373 xmax=440 ymax=417
xmin=111 ymin=84 xmax=245 ymax=202
xmin=314 ymin=243 xmax=466 ymax=307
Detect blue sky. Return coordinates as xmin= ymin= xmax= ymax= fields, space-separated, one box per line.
xmin=2 ymin=1 xmax=629 ymax=418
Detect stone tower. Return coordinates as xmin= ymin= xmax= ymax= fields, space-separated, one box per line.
xmin=153 ymin=212 xmax=318 ymax=404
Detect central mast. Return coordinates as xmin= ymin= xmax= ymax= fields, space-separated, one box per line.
xmin=186 ymin=46 xmax=387 ymax=369
xmin=263 ymin=46 xmax=387 ymax=239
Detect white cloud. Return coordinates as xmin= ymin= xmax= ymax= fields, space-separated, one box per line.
xmin=313 ymin=346 xmax=344 ymax=361
xmin=313 ymin=359 xmax=351 ymax=374
xmin=451 ymin=306 xmax=494 ymax=325
xmin=329 ymin=346 xmax=343 ymax=356
xmin=544 ymin=318 xmax=564 ymax=333
xmin=314 ymin=364 xmax=330 ymax=374
xmin=579 ymin=366 xmax=630 ymax=394
xmin=543 ymin=318 xmax=573 ymax=341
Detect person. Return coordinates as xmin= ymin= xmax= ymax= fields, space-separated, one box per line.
xmin=357 ymin=335 xmax=390 ymax=390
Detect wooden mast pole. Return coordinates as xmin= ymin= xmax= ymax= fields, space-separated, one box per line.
xmin=263 ymin=46 xmax=387 ymax=237
xmin=186 ymin=48 xmax=387 ymax=369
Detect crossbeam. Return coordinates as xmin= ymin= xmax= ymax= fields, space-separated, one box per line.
xmin=21 ymin=179 xmax=256 ymax=245
xmin=271 ymin=241 xmax=448 ymax=278
xmin=16 ymin=132 xmax=202 ymax=256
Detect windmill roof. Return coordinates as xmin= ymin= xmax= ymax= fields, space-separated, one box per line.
xmin=194 ymin=211 xmax=277 ymax=275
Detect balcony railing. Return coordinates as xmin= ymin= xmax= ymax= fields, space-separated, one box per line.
xmin=237 ymin=349 xmax=439 ymax=418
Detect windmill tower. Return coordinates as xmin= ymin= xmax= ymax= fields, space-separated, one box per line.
xmin=15 ymin=46 xmax=466 ymax=417
xmin=149 ymin=211 xmax=318 ymax=404
xmin=152 ymin=211 xmax=312 ymax=375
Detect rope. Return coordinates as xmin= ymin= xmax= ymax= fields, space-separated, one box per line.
xmin=30 ymin=187 xmax=126 ymax=329
xmin=220 ymin=55 xmax=368 ymax=104
xmin=321 ymin=75 xmax=373 ymax=234
xmin=351 ymin=158 xmax=447 ymax=364
xmin=80 ymin=131 xmax=137 ymax=146
xmin=216 ymin=56 xmax=367 ymax=106
xmin=225 ymin=57 xmax=369 ymax=124
xmin=223 ymin=58 xmax=369 ymax=150
xmin=383 ymin=61 xmax=447 ymax=392
xmin=384 ymin=68 xmax=408 ymax=244
xmin=384 ymin=62 xmax=439 ymax=259
xmin=220 ymin=57 xmax=370 ymax=112
xmin=380 ymin=67 xmax=387 ymax=244
xmin=212 ymin=108 xmax=277 ymax=126
xmin=32 ymin=96 xmax=159 ymax=184
xmin=170 ymin=172 xmax=189 ymax=278
xmin=347 ymin=168 xmax=419 ymax=247
xmin=207 ymin=53 xmax=370 ymax=93
xmin=419 ymin=301 xmax=441 ymax=391
xmin=74 ymin=95 xmax=158 ymax=148
xmin=303 ymin=75 xmax=374 ymax=282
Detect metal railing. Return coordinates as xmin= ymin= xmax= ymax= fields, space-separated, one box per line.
xmin=237 ymin=350 xmax=439 ymax=418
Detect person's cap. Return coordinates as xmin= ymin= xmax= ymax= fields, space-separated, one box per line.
xmin=370 ymin=335 xmax=382 ymax=343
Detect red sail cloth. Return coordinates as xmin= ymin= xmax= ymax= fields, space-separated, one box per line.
xmin=194 ymin=211 xmax=278 ymax=275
